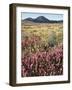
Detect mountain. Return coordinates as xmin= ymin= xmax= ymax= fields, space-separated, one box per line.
xmin=23 ymin=16 xmax=63 ymax=23
xmin=24 ymin=17 xmax=33 ymax=21
xmin=33 ymin=16 xmax=50 ymax=23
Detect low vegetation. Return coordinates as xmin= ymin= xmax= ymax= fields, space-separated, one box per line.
xmin=21 ymin=21 xmax=63 ymax=77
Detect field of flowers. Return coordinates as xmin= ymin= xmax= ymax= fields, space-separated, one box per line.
xmin=21 ymin=21 xmax=63 ymax=77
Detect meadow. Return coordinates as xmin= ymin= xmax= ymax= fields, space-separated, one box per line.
xmin=21 ymin=21 xmax=63 ymax=77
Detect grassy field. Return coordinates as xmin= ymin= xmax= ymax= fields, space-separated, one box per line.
xmin=21 ymin=21 xmax=63 ymax=77
xmin=21 ymin=21 xmax=63 ymax=46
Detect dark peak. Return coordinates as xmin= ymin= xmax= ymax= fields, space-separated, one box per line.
xmin=36 ymin=16 xmax=49 ymax=20
xmin=36 ymin=16 xmax=47 ymax=19
xmin=24 ymin=17 xmax=33 ymax=21
xmin=34 ymin=16 xmax=50 ymax=23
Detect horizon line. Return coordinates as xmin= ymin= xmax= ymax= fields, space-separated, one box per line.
xmin=21 ymin=16 xmax=63 ymax=21
xmin=21 ymin=12 xmax=63 ymax=21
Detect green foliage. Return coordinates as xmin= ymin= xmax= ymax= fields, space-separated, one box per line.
xmin=48 ymin=31 xmax=57 ymax=47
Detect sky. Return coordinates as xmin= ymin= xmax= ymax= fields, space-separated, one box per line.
xmin=21 ymin=12 xmax=63 ymax=21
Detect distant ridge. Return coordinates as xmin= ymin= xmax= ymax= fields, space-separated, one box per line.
xmin=22 ymin=16 xmax=63 ymax=23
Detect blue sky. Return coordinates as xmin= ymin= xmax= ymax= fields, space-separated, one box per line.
xmin=21 ymin=12 xmax=63 ymax=21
